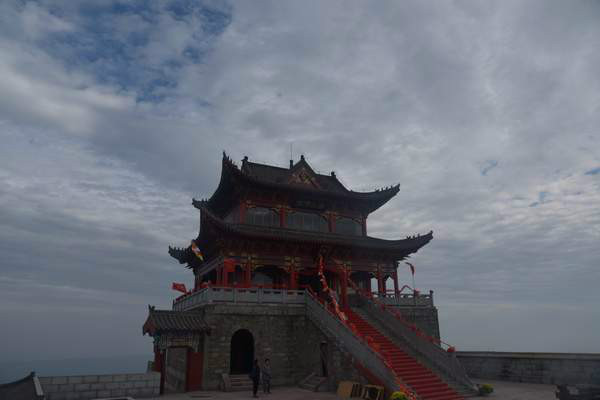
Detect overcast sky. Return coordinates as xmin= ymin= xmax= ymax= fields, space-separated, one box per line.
xmin=1 ymin=0 xmax=600 ymax=364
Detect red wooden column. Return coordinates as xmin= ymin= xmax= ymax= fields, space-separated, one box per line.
xmin=222 ymin=262 xmax=229 ymax=287
xmin=279 ymin=207 xmax=285 ymax=227
xmin=289 ymin=266 xmax=298 ymax=290
xmin=153 ymin=346 xmax=162 ymax=372
xmin=244 ymin=261 xmax=252 ymax=287
xmin=376 ymin=267 xmax=384 ymax=296
xmin=393 ymin=269 xmax=399 ymax=298
xmin=153 ymin=346 xmax=165 ymax=394
xmin=340 ymin=266 xmax=348 ymax=309
xmin=239 ymin=200 xmax=247 ymax=223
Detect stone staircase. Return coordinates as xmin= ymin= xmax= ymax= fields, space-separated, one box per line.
xmin=346 ymin=309 xmax=464 ymax=400
xmin=227 ymin=374 xmax=253 ymax=392
xmin=299 ymin=373 xmax=327 ymax=392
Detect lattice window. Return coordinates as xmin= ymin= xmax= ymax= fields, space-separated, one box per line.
xmin=246 ymin=207 xmax=280 ymax=227
xmin=225 ymin=205 xmax=239 ymax=223
xmin=287 ymin=211 xmax=328 ymax=232
xmin=336 ymin=216 xmax=362 ymax=235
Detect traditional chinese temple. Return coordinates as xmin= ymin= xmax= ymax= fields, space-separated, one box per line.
xmin=143 ymin=153 xmax=476 ymax=399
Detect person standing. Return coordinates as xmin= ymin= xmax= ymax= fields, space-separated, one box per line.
xmin=249 ymin=359 xmax=261 ymax=398
xmin=262 ymin=358 xmax=272 ymax=394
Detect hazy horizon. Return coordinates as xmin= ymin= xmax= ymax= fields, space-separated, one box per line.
xmin=1 ymin=0 xmax=599 ymax=364
xmin=0 ymin=354 xmax=149 ymax=382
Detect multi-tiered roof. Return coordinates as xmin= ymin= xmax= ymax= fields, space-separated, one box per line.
xmin=169 ymin=153 xmax=432 ymax=272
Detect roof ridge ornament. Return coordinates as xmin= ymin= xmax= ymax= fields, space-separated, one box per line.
xmin=222 ymin=151 xmax=237 ymax=167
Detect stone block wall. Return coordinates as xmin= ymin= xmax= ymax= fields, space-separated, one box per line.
xmin=201 ymin=303 xmax=308 ymax=389
xmin=290 ymin=314 xmax=365 ymax=390
xmin=165 ymin=347 xmax=187 ymax=393
xmin=348 ymin=294 xmax=441 ymax=340
xmin=389 ymin=306 xmax=440 ymax=339
xmin=38 ymin=372 xmax=160 ymax=400
xmin=197 ymin=302 xmax=367 ymax=391
xmin=457 ymin=352 xmax=600 ymax=385
xmin=325 ymin=341 xmax=368 ymax=391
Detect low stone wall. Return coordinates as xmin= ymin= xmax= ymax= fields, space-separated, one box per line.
xmin=457 ymin=351 xmax=600 ymax=385
xmin=38 ymin=372 xmax=160 ymax=400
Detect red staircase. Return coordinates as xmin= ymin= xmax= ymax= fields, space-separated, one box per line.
xmin=346 ymin=309 xmax=463 ymax=400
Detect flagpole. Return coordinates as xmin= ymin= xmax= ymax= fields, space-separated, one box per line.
xmin=406 ymin=262 xmax=416 ymax=294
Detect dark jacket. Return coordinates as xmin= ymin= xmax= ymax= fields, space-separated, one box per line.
xmin=262 ymin=364 xmax=272 ymax=381
xmin=249 ymin=364 xmax=261 ymax=382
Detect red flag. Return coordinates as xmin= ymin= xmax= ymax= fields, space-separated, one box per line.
xmin=406 ymin=262 xmax=415 ymax=275
xmin=172 ymin=282 xmax=187 ymax=293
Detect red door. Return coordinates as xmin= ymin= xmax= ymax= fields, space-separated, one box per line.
xmin=153 ymin=348 xmax=165 ymax=394
xmin=186 ymin=349 xmax=204 ymax=391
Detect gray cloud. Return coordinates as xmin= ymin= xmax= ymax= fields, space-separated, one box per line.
xmin=1 ymin=0 xmax=599 ymax=364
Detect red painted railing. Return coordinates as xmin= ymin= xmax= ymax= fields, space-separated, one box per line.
xmin=304 ymin=287 xmax=418 ymax=400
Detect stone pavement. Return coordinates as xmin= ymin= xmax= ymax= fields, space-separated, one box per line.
xmin=150 ymin=380 xmax=557 ymax=400
xmin=149 ymin=387 xmax=338 ymax=399
xmin=473 ymin=379 xmax=556 ymax=400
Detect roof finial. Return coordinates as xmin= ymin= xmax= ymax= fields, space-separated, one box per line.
xmin=290 ymin=143 xmax=294 ymax=169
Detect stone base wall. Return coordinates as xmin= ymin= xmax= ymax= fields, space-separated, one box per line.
xmin=325 ymin=342 xmax=369 ymax=391
xmin=388 ymin=306 xmax=440 ymax=339
xmin=347 ymin=294 xmax=441 ymax=340
xmin=197 ymin=302 xmax=367 ymax=391
xmin=165 ymin=347 xmax=187 ymax=393
xmin=457 ymin=352 xmax=600 ymax=385
xmin=200 ymin=303 xmax=315 ymax=389
xmin=38 ymin=372 xmax=160 ymax=400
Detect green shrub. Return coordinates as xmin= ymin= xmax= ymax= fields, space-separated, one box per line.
xmin=479 ymin=383 xmax=494 ymax=396
xmin=390 ymin=391 xmax=408 ymax=400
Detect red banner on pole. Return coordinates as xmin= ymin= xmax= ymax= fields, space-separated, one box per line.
xmin=172 ymin=282 xmax=187 ymax=293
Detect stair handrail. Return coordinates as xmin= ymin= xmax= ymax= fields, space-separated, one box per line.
xmin=304 ymin=288 xmax=418 ymax=400
xmin=348 ymin=279 xmax=476 ymax=392
xmin=348 ymin=279 xmax=454 ymax=349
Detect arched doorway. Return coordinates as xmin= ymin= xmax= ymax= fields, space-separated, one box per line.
xmin=230 ymin=329 xmax=254 ymax=374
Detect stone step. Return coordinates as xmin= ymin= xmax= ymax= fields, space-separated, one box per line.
xmin=226 ymin=374 xmax=254 ymax=392
xmin=300 ymin=383 xmax=318 ymax=391
xmin=231 ymin=377 xmax=252 ymax=382
xmin=300 ymin=376 xmax=327 ymax=392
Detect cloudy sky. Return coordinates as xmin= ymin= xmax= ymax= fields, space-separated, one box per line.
xmin=1 ymin=0 xmax=600 ymax=365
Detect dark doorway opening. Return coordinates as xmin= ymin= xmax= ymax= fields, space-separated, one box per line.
xmin=230 ymin=329 xmax=254 ymax=374
xmin=299 ymin=273 xmax=319 ymax=293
